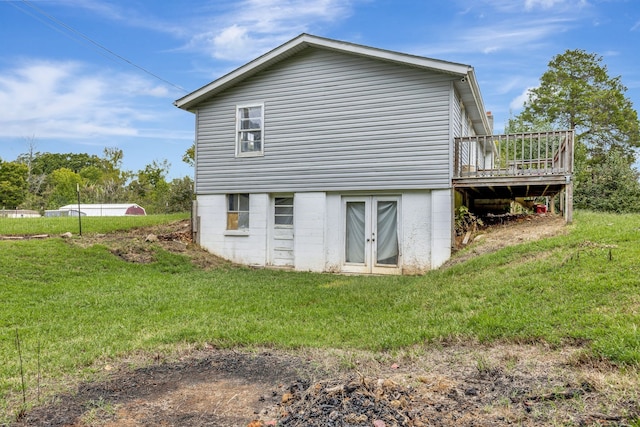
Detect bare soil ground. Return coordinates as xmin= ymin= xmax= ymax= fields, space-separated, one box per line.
xmin=7 ymin=215 xmax=640 ymax=427
xmin=447 ymin=212 xmax=570 ymax=266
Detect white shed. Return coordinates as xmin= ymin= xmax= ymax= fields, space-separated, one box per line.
xmin=58 ymin=204 xmax=146 ymax=217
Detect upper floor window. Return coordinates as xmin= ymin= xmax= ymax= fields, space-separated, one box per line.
xmin=236 ymin=104 xmax=263 ymax=157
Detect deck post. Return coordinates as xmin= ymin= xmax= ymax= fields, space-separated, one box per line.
xmin=564 ymin=180 xmax=573 ymax=224
xmin=451 ymin=189 xmax=457 ymax=252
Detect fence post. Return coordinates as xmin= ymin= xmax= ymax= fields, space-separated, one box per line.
xmin=76 ymin=183 xmax=82 ymax=236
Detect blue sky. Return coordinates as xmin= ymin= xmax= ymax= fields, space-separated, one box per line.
xmin=1 ymin=0 xmax=639 ymax=179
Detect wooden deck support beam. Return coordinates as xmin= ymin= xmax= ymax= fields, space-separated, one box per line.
xmin=564 ymin=181 xmax=573 ymax=223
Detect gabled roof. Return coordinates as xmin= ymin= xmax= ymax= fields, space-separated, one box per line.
xmin=174 ymin=33 xmax=491 ymax=135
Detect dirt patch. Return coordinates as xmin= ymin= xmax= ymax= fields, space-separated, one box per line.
xmin=11 ymin=349 xmax=314 ymax=427
xmin=276 ymin=345 xmax=639 ymax=427
xmin=69 ymin=219 xmax=231 ymax=270
xmin=445 ymin=213 xmax=568 ymax=268
xmin=10 ymin=345 xmax=639 ymax=426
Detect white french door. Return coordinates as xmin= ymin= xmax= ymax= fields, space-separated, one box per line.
xmin=342 ymin=196 xmax=400 ymax=274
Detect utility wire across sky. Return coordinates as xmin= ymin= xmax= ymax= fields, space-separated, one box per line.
xmin=8 ymin=0 xmax=187 ymax=93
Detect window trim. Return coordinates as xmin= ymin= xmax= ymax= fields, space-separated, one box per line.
xmin=235 ymin=103 xmax=264 ymax=157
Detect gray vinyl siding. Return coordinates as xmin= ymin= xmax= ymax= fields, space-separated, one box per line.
xmin=452 ymin=90 xmax=466 ymax=174
xmin=452 ymin=89 xmax=463 ymax=139
xmin=195 ymin=48 xmax=456 ymax=194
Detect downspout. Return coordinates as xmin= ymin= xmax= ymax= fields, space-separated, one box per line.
xmin=449 ymin=80 xmax=456 ymax=256
xmin=192 ymin=108 xmax=200 ymax=243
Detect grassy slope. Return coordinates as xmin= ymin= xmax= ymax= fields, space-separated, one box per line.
xmin=1 ymin=211 xmax=639 ymax=409
xmin=0 ymin=213 xmax=188 ymax=235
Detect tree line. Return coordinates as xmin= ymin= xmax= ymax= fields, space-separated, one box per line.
xmin=0 ymin=146 xmax=193 ymax=214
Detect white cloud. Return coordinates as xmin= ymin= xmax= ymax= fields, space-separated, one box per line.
xmin=420 ymin=16 xmax=572 ymax=57
xmin=415 ymin=0 xmax=585 ymax=58
xmin=602 ymin=50 xmax=620 ymax=58
xmin=510 ymin=87 xmax=535 ymax=110
xmin=188 ymin=0 xmax=356 ymax=61
xmin=212 ymin=25 xmax=254 ymax=61
xmin=117 ymin=75 xmax=171 ymax=98
xmin=468 ymin=0 xmax=588 ymax=14
xmin=0 ymin=60 xmax=172 ymax=140
xmin=471 ymin=18 xmax=571 ymax=52
xmin=52 ymin=0 xmax=187 ymax=37
xmin=495 ymin=77 xmax=531 ymax=95
xmin=524 ymin=0 xmax=565 ymax=10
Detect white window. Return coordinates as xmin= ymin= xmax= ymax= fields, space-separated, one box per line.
xmin=227 ymin=194 xmax=249 ymax=230
xmin=236 ymin=104 xmax=263 ymax=156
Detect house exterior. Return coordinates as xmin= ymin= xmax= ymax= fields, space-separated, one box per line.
xmin=56 ymin=204 xmax=146 ymax=217
xmin=175 ymin=33 xmax=493 ymax=274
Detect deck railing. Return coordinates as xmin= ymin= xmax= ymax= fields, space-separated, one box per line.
xmin=454 ymin=130 xmax=574 ymax=179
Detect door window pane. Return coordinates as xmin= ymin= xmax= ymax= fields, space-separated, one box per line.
xmin=345 ymin=202 xmax=366 ymax=263
xmin=275 ymin=197 xmax=293 ymax=225
xmin=376 ymin=201 xmax=398 ymax=265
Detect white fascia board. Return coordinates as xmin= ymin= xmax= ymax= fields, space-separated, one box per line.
xmin=174 ymin=34 xmax=309 ymax=111
xmin=466 ymin=69 xmax=491 ymax=135
xmin=174 ymin=34 xmax=474 ymax=111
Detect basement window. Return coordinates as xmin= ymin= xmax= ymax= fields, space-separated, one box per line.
xmin=227 ymin=194 xmax=249 ymax=230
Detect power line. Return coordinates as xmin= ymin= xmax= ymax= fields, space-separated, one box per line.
xmin=11 ymin=0 xmax=187 ymax=93
xmin=6 ymin=1 xmax=131 ymax=69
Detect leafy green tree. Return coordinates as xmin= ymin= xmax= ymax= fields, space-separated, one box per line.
xmin=574 ymin=149 xmax=640 ymax=212
xmin=79 ymin=165 xmax=103 ymax=184
xmin=8 ymin=144 xmax=197 ymax=211
xmin=182 ymin=143 xmax=195 ymax=167
xmin=80 ymin=148 xmax=132 ymax=203
xmin=102 ymin=147 xmax=124 ymax=171
xmin=139 ymin=160 xmax=170 ymax=188
xmin=15 ymin=151 xmax=104 ymax=209
xmin=167 ymin=176 xmax=194 ymax=213
xmin=505 ymin=113 xmax=554 ymax=134
xmin=47 ymin=168 xmax=83 ymax=209
xmin=19 ymin=152 xmax=103 ymax=176
xmin=515 ymin=49 xmax=640 ymax=211
xmin=0 ymin=161 xmax=28 ymax=209
xmin=130 ymin=160 xmax=171 ymax=213
xmin=100 ymin=147 xmax=131 ymax=185
xmin=519 ymin=49 xmax=640 ymax=164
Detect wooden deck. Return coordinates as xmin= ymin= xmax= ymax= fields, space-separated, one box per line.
xmin=453 ymin=130 xmax=574 ymax=221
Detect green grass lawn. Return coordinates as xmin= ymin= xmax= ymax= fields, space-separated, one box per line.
xmin=0 ymin=212 xmax=188 ymax=236
xmin=1 ymin=211 xmax=639 ymax=415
